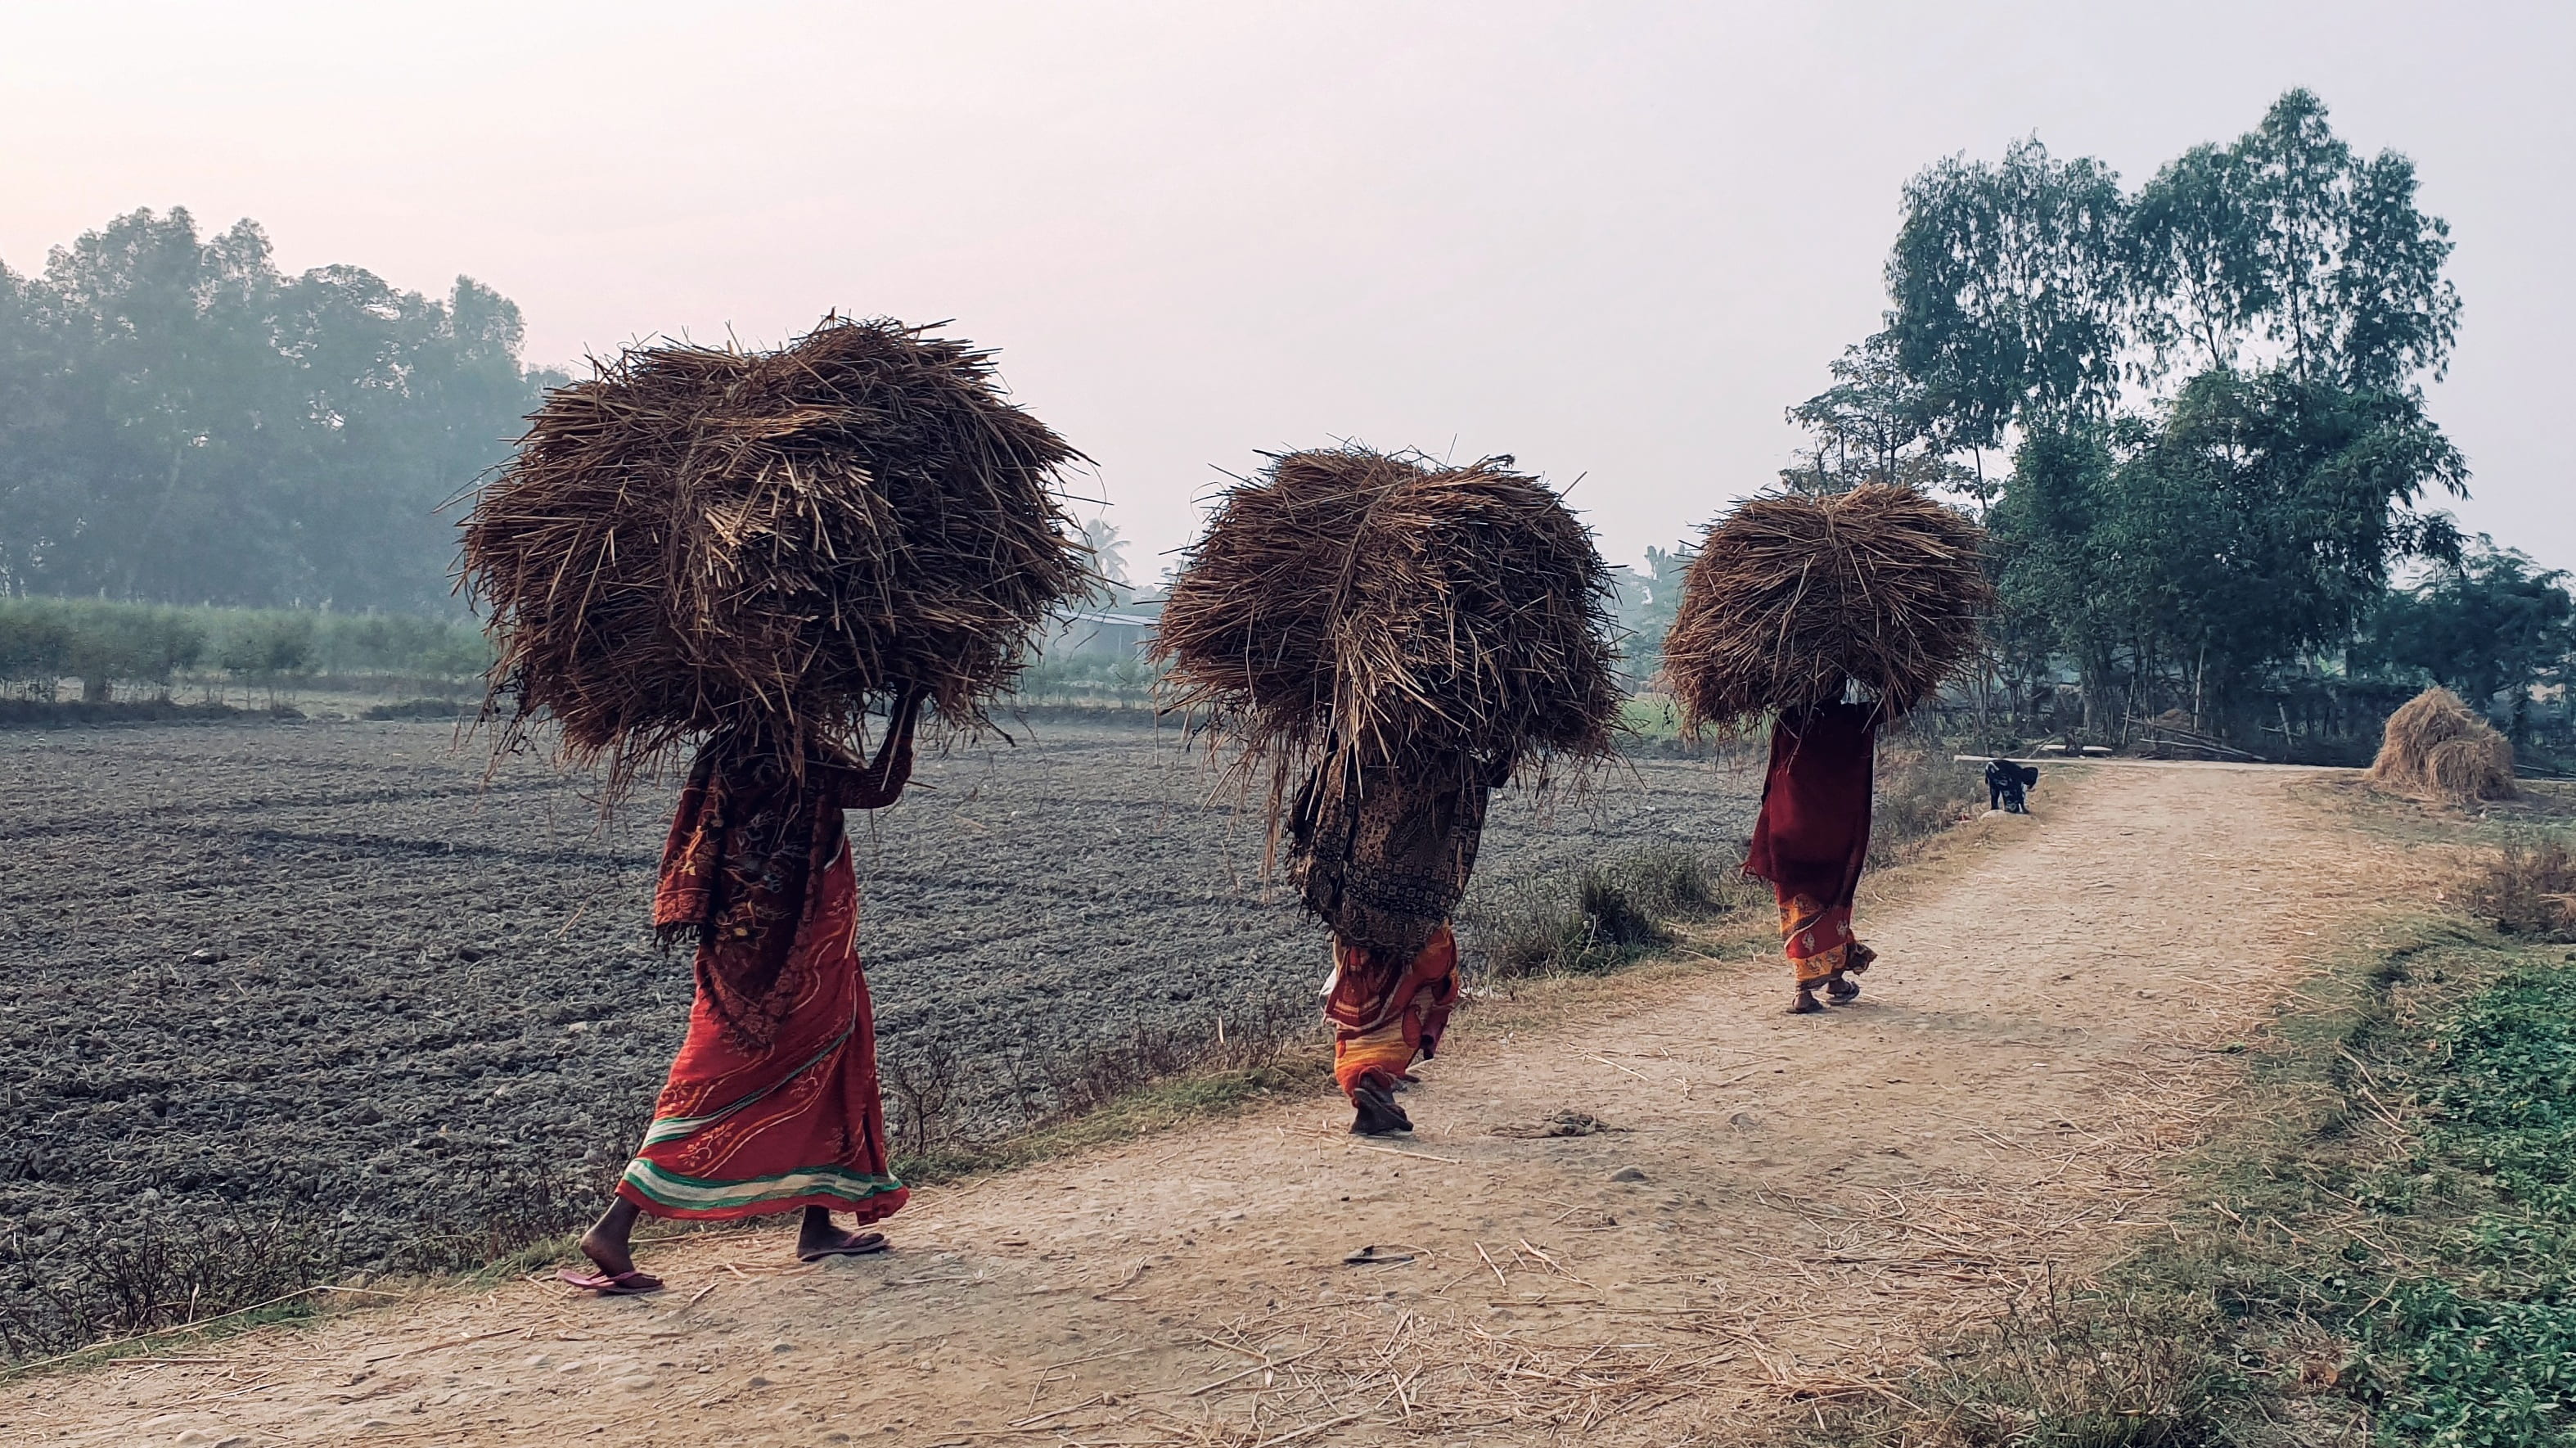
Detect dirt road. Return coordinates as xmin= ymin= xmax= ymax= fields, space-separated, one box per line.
xmin=1 ymin=764 xmax=2400 ymax=1446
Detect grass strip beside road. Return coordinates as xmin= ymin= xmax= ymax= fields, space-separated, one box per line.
xmin=1803 ymin=891 xmax=2576 ymax=1448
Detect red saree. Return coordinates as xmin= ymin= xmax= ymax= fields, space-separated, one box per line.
xmin=617 ymin=719 xmax=916 ymax=1224
xmin=1743 ymin=701 xmax=1877 ymax=989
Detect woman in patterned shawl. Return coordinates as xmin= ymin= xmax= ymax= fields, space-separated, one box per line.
xmin=561 ymin=691 xmax=924 ymax=1294
xmin=1291 ymin=749 xmax=1512 ymax=1135
xmin=1743 ymin=692 xmax=1879 ymax=1016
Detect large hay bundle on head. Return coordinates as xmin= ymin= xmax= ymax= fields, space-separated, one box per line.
xmin=1661 ymin=485 xmax=1989 ymax=736
xmin=1153 ymin=446 xmax=1622 ymax=826
xmin=2367 ymin=687 xmax=2516 ymax=804
xmin=459 ymin=316 xmax=1087 ymax=788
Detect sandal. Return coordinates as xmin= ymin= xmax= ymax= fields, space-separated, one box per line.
xmin=798 ymin=1231 xmax=889 ymax=1262
xmin=557 ymin=1267 xmax=663 ymax=1296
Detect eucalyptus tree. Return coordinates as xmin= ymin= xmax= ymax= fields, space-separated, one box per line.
xmin=1792 ymin=90 xmax=2474 ymax=738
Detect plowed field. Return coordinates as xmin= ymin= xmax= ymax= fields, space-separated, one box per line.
xmin=0 ymin=714 xmax=1756 ymax=1344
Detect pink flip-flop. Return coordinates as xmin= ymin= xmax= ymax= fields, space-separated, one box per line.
xmin=556 ymin=1267 xmax=664 ymax=1295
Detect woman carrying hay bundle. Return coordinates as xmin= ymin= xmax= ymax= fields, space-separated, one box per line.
xmin=461 ymin=317 xmax=1086 ymax=1290
xmin=1662 ymin=485 xmax=1988 ymax=1016
xmin=1156 ymin=447 xmax=1620 ymax=1134
xmin=583 ymin=697 xmax=926 ymax=1284
xmin=1292 ymin=751 xmax=1514 ymax=1133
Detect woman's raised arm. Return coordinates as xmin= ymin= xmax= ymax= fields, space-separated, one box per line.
xmin=827 ymin=687 xmax=925 ymax=810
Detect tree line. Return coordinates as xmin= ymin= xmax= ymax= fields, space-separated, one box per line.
xmin=11 ymin=108 xmax=2567 ymax=746
xmin=0 ymin=595 xmax=489 ymax=704
xmin=0 ymin=208 xmax=558 ymax=612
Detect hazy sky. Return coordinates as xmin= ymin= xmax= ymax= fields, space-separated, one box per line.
xmin=5 ymin=2 xmax=2568 ymax=576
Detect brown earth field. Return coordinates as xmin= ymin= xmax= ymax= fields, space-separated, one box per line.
xmin=0 ymin=759 xmax=2411 ymax=1446
xmin=0 ymin=713 xmax=1760 ymax=1349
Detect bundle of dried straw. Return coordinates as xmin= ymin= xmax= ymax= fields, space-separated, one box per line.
xmin=2367 ymin=687 xmax=2516 ymax=804
xmin=1661 ymin=485 xmax=1989 ymax=736
xmin=459 ymin=315 xmax=1086 ymax=787
xmin=1154 ymin=446 xmax=1620 ymax=819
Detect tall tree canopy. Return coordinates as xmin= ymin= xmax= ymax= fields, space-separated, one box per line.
xmin=0 ymin=208 xmax=556 ymax=611
xmin=1790 ymin=90 xmax=2475 ymax=733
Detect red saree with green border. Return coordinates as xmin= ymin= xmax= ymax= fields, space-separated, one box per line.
xmin=617 ymin=733 xmax=912 ymax=1224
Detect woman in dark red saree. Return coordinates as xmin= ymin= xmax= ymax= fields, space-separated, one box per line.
xmin=562 ymin=692 xmax=923 ymax=1293
xmin=1743 ymin=696 xmax=1880 ymax=1016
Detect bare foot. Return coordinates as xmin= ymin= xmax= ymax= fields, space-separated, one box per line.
xmin=580 ymin=1198 xmax=642 ymax=1277
xmin=1789 ymin=989 xmax=1823 ymax=1015
xmin=797 ymin=1207 xmax=889 ymax=1261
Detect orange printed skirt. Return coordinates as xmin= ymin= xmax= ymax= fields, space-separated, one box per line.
xmin=1777 ymin=891 xmax=1874 ymax=990
xmin=616 ymin=847 xmax=908 ymax=1224
xmin=1323 ymin=925 xmax=1461 ymax=1100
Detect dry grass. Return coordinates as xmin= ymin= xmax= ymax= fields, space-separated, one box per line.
xmin=1152 ymin=445 xmax=1622 ymax=831
xmin=459 ymin=314 xmax=1088 ymax=792
xmin=2467 ymin=833 xmax=2576 ymax=941
xmin=2365 ymin=687 xmax=2516 ymax=806
xmin=1662 ymin=485 xmax=1989 ymax=738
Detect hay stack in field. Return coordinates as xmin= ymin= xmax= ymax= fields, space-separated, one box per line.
xmin=459 ymin=315 xmax=1087 ymax=787
xmin=2367 ymin=687 xmax=2516 ymax=804
xmin=1153 ymin=446 xmax=1622 ymax=825
xmin=1660 ymin=485 xmax=1989 ymax=736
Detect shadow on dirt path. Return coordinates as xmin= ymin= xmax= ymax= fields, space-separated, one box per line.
xmin=1 ymin=764 xmax=2405 ymax=1446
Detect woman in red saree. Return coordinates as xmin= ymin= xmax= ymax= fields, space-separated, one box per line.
xmin=1743 ymin=697 xmax=1879 ymax=1015
xmin=1293 ymin=751 xmax=1506 ymax=1135
xmin=564 ymin=693 xmax=923 ymax=1294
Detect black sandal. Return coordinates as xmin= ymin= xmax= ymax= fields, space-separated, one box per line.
xmin=1351 ymin=1079 xmax=1413 ymax=1135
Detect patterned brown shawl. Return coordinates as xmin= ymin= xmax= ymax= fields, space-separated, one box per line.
xmin=1289 ymin=750 xmax=1511 ymax=955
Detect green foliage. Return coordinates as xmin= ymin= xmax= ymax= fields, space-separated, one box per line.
xmin=0 ymin=597 xmax=486 ymax=696
xmin=0 ymin=598 xmax=207 ymax=697
xmin=0 ymin=607 xmax=73 ymax=688
xmin=1780 ymin=332 xmax=1981 ymax=500
xmin=1792 ymin=88 xmax=2483 ymax=743
xmin=2353 ymin=963 xmax=2576 ymax=1445
xmin=1876 ymin=88 xmax=2459 ymax=454
xmin=1612 ymin=544 xmax=1694 ymax=682
xmin=0 ymin=206 xmax=557 ymax=611
xmin=1884 ymin=135 xmax=2132 ymax=444
xmin=1079 ymin=517 xmax=1133 ymax=606
xmin=213 ymin=613 xmax=315 ymax=682
xmin=1990 ymin=370 xmax=2467 ymax=721
xmin=2364 ymin=539 xmax=2576 ymax=730
xmin=2129 ymin=89 xmax=2461 ymax=392
xmin=1799 ymin=920 xmax=2576 ymax=1448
